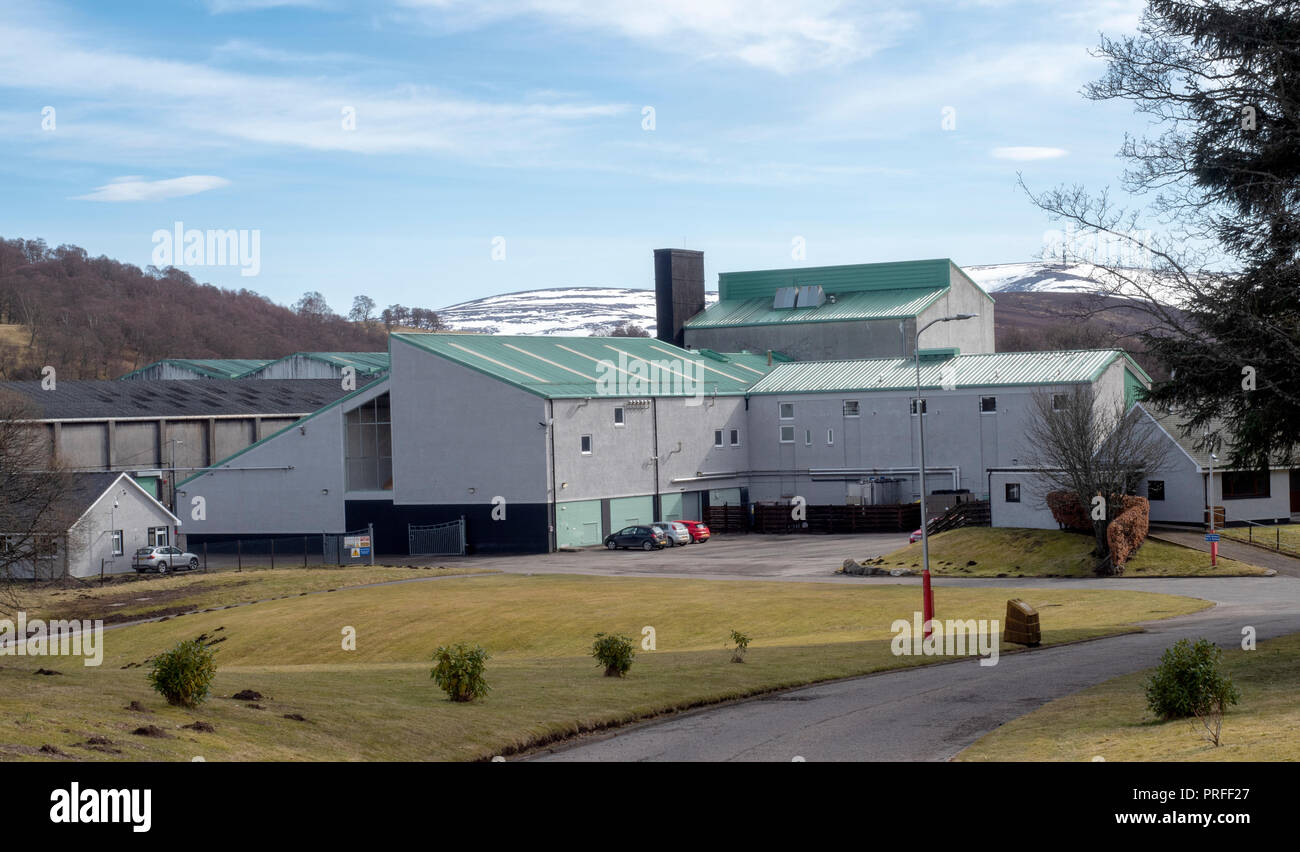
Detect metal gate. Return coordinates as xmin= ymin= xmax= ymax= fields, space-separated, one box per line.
xmin=409 ymin=518 xmax=466 ymax=556
xmin=323 ymin=526 xmax=374 ymax=565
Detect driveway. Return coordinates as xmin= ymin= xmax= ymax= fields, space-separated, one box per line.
xmin=1150 ymin=525 xmax=1300 ymax=577
xmin=531 ymin=573 xmax=1300 ymax=762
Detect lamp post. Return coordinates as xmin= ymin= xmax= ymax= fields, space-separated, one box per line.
xmin=1207 ymin=431 xmax=1218 ymax=567
xmin=167 ymin=439 xmax=184 ymax=520
xmin=914 ymin=313 xmax=978 ymax=637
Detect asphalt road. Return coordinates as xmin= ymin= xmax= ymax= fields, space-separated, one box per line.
xmin=531 ymin=572 xmax=1300 ymax=762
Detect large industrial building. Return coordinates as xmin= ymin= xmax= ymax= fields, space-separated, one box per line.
xmin=11 ymin=250 xmax=1289 ymax=566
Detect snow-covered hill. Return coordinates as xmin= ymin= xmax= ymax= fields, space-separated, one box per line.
xmin=435 ymin=263 xmax=1173 ymax=335
xmin=437 ymin=287 xmax=718 ymax=336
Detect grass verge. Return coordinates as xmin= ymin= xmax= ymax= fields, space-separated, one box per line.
xmin=13 ymin=563 xmax=490 ymax=625
xmin=1219 ymin=524 xmax=1300 ymax=558
xmin=864 ymin=527 xmax=1268 ymax=578
xmin=0 ymin=573 xmax=1209 ymax=761
xmin=958 ymin=631 xmax=1300 ymax=761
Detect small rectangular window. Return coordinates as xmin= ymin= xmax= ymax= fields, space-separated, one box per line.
xmin=910 ymin=398 xmax=927 ymax=415
xmin=980 ymin=396 xmax=997 ymax=413
xmin=779 ymin=403 xmax=794 ymax=420
xmin=714 ymin=430 xmax=724 ymax=448
xmin=827 ymin=429 xmax=834 ymax=446
xmin=729 ymin=429 xmax=740 ymax=447
xmin=1052 ymin=393 xmax=1068 ymax=411
xmin=780 ymin=425 xmax=795 ymax=443
xmin=1147 ymin=480 xmax=1165 ymax=501
xmin=111 ymin=530 xmax=124 ymax=556
xmin=804 ymin=429 xmax=812 ymax=446
xmin=580 ymin=435 xmax=593 ymax=454
xmin=613 ymin=407 xmax=624 ymax=426
xmin=148 ymin=527 xmax=169 ymax=547
xmin=843 ymin=400 xmax=860 ymax=417
xmin=1005 ymin=483 xmax=1021 ymax=503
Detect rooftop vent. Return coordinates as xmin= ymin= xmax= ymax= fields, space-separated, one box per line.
xmin=772 ymin=287 xmax=798 ymax=309
xmin=795 ymin=284 xmax=825 ymax=308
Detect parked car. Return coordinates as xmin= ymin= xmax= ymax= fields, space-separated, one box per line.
xmin=909 ymin=528 xmax=923 ymax=543
xmin=652 ymin=521 xmax=692 ymax=546
xmin=679 ymin=520 xmax=711 ymax=543
xmin=604 ymin=525 xmax=669 ymax=551
xmin=133 ymin=545 xmax=200 ymax=573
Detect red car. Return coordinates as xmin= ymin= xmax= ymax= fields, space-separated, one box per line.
xmin=679 ymin=520 xmax=711 ymax=543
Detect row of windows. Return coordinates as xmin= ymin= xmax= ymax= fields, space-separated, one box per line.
xmin=1002 ymin=475 xmax=1269 ymax=505
xmin=579 ymin=429 xmax=743 ymax=455
xmin=778 ymin=395 xmax=1075 ymax=419
xmin=780 ymin=426 xmax=835 ymax=446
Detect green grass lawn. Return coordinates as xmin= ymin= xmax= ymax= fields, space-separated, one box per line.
xmin=1220 ymin=524 xmax=1300 ymax=557
xmin=863 ymin=527 xmax=1268 ymax=578
xmin=0 ymin=573 xmax=1210 ymax=761
xmin=14 ymin=563 xmax=490 ymax=625
xmin=958 ymin=632 xmax=1300 ymax=761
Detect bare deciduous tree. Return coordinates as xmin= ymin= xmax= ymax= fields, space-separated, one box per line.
xmin=1024 ymin=385 xmax=1171 ymax=574
xmin=0 ymin=390 xmax=71 ymax=613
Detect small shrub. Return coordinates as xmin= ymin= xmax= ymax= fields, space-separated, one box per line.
xmin=591 ymin=633 xmax=635 ymax=677
xmin=1046 ymin=491 xmax=1092 ymax=532
xmin=431 ymin=643 xmax=491 ymax=702
xmin=1145 ymin=638 xmax=1240 ymax=745
xmin=729 ymin=629 xmax=751 ymax=663
xmin=147 ymin=640 xmax=217 ymax=708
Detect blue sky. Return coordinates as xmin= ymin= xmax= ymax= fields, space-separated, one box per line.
xmin=0 ymin=0 xmax=1154 ymax=313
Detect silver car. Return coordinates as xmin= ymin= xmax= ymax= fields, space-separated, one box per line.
xmin=133 ymin=546 xmax=200 ymax=573
xmin=652 ymin=521 xmax=692 ymax=546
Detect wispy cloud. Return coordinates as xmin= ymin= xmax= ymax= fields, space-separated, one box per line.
xmin=991 ymin=146 xmax=1068 ymax=161
xmin=74 ymin=175 xmax=231 ymax=202
xmin=395 ymin=0 xmax=918 ymax=73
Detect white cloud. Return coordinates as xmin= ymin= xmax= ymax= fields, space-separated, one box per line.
xmin=396 ymin=0 xmax=917 ymax=73
xmin=75 ymin=175 xmax=231 ymax=202
xmin=0 ymin=14 xmax=626 ymax=161
xmin=990 ymin=146 xmax=1068 ymax=161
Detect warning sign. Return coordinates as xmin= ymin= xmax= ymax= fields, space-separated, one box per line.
xmin=344 ymin=535 xmax=371 ymax=557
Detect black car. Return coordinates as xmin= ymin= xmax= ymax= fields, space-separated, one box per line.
xmin=604 ymin=525 xmax=669 ymax=551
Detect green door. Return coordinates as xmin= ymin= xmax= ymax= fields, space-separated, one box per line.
xmin=556 ymin=499 xmax=603 ymax=548
xmin=609 ymin=495 xmax=654 ymax=528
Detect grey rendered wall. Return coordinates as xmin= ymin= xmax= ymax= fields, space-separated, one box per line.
xmin=551 ymin=394 xmax=750 ymax=504
xmin=388 ymin=337 xmax=549 ymax=507
xmin=253 ymin=357 xmax=342 ymax=380
xmin=916 ymin=267 xmax=995 ymax=354
xmin=173 ymin=387 xmax=389 ymax=535
xmin=685 ymin=318 xmax=913 ymax=361
xmin=743 ymin=380 xmax=1090 ymax=506
xmin=1212 ymin=470 xmax=1292 ymax=523
xmin=989 ymin=471 xmax=1059 ymax=529
xmin=65 ymin=480 xmax=177 ymax=577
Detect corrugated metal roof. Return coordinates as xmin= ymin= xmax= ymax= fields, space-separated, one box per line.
xmin=684 ymin=287 xmax=947 ymax=329
xmin=119 ymin=358 xmax=272 ymax=380
xmin=253 ymin=352 xmax=390 ymax=375
xmin=719 ymin=258 xmax=954 ymax=301
xmin=392 ymin=333 xmax=776 ymax=397
xmin=0 ymin=379 xmax=373 ymax=420
xmin=748 ymin=349 xmax=1146 ymax=394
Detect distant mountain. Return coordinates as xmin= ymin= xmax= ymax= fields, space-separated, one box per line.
xmin=437 ymin=287 xmax=718 ymax=336
xmin=435 ymin=262 xmax=1176 ymax=337
xmin=965 ymin=261 xmax=1182 ymax=305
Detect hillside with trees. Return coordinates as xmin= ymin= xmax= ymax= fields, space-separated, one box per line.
xmin=0 ymin=237 xmax=390 ymax=379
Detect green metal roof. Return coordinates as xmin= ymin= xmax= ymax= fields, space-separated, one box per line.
xmin=718 ymin=258 xmax=956 ymax=301
xmin=256 ymin=352 xmax=390 ymax=375
xmin=118 ymin=358 xmax=272 ymax=380
xmin=392 ymin=333 xmax=776 ymax=398
xmin=684 ymin=287 xmax=948 ymax=329
xmin=747 ymin=349 xmax=1151 ymax=394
